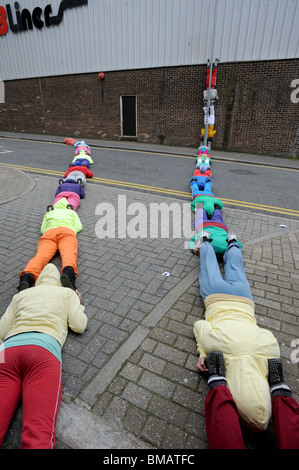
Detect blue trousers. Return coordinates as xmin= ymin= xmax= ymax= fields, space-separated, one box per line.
xmin=199 ymin=241 xmax=253 ymax=302
xmin=194 ymin=208 xmax=228 ymax=231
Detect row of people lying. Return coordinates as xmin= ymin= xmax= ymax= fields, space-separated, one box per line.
xmin=193 ymin=228 xmax=299 ymax=449
xmin=0 ymin=139 xmax=95 ymax=448
xmin=189 ymin=147 xmax=299 ymax=448
xmin=17 ymin=139 xmax=93 ymax=294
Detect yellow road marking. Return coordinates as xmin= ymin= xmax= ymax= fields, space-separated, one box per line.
xmin=0 ymin=161 xmax=298 ymax=218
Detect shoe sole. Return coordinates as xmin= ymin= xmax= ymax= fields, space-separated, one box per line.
xmin=60 ymin=274 xmax=76 ymax=290
xmin=18 ymin=281 xmax=31 ymax=292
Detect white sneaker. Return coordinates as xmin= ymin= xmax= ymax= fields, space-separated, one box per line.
xmin=193 ymin=230 xmax=211 ymax=255
xmin=227 ymin=233 xmax=237 ymax=243
xmin=200 ymin=230 xmax=211 ymax=243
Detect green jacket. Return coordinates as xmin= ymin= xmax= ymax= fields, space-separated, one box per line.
xmin=191 ymin=194 xmax=223 ymax=216
xmin=189 ymin=225 xmax=243 ymax=256
xmin=41 ymin=198 xmax=83 ymax=235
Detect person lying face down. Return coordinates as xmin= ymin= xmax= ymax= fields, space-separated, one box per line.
xmin=72 ymin=151 xmax=93 ymax=168
xmin=18 ymin=198 xmax=83 ymax=293
xmin=64 ymin=138 xmax=92 ymax=156
xmin=0 ymin=263 xmax=87 ymax=449
xmin=193 ymin=233 xmax=280 ymax=433
xmin=53 ymin=180 xmax=85 ymax=211
xmin=189 ymin=206 xmax=242 ymax=258
xmin=64 ymin=163 xmax=94 ymax=185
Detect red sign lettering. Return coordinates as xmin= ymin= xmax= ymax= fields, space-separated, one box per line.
xmin=0 ymin=1 xmax=87 ymax=36
xmin=0 ymin=5 xmax=8 ymax=35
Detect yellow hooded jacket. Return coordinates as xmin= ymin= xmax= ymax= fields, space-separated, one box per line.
xmin=0 ymin=264 xmax=87 ymax=347
xmin=194 ymin=294 xmax=280 ymax=432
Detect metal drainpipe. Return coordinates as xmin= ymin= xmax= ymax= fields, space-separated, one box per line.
xmin=204 ymin=0 xmax=219 ymax=148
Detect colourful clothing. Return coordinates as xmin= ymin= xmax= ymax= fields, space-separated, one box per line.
xmin=1 ymin=263 xmax=87 ymax=347
xmin=189 ymin=208 xmax=242 ymax=256
xmin=0 ymin=264 xmax=87 ymax=448
xmin=64 ymin=173 xmax=86 ymax=186
xmin=40 ymin=197 xmax=82 ymax=235
xmin=2 ymin=332 xmax=61 ymax=362
xmin=72 ymin=153 xmax=93 ymax=166
xmin=198 ymin=242 xmax=249 ymax=301
xmin=194 ymin=243 xmax=280 ymax=432
xmin=72 ymin=158 xmax=91 ymax=168
xmin=53 ymin=192 xmax=81 ymax=211
xmin=74 ymin=143 xmax=91 ymax=156
xmin=64 ymin=138 xmax=91 ymax=156
xmin=205 ymin=385 xmax=299 ymax=449
xmin=55 ymin=181 xmax=85 ymax=199
xmin=20 ymin=227 xmax=79 ymax=280
xmin=64 ymin=165 xmax=93 ymax=179
xmin=190 ymin=176 xmax=213 ymax=193
xmin=0 ymin=345 xmax=62 ymax=449
xmin=193 ymin=166 xmax=212 ymax=177
xmin=20 ymin=199 xmax=82 ymax=280
xmin=190 ymin=193 xmax=223 ymax=216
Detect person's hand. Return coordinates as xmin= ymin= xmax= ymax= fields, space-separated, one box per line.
xmin=196 ymin=356 xmax=209 ymax=374
xmin=75 ymin=289 xmax=83 ymax=304
xmin=192 ymin=246 xmax=200 ymax=256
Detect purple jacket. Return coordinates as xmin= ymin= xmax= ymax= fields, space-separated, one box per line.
xmin=55 ymin=181 xmax=85 ymax=199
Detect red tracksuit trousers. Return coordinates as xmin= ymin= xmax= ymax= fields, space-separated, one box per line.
xmin=0 ymin=345 xmax=62 ymax=449
xmin=205 ymin=385 xmax=299 ymax=449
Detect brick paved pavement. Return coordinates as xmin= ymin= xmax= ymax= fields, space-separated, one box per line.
xmin=0 ymin=158 xmax=299 ymax=450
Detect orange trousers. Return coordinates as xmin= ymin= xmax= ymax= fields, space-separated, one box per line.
xmin=20 ymin=227 xmax=78 ymax=280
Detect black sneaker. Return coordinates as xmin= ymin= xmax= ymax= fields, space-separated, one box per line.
xmin=268 ymin=359 xmax=292 ymax=397
xmin=205 ymin=351 xmax=225 ymax=376
xmin=205 ymin=351 xmax=227 ymax=389
xmin=60 ymin=266 xmax=77 ymax=291
xmin=18 ymin=273 xmax=34 ymax=292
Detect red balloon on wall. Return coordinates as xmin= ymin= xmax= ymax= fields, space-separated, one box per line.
xmin=98 ymin=72 xmax=105 ymax=80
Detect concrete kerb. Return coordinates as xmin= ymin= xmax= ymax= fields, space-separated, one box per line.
xmin=0 ymin=167 xmax=36 ymax=205
xmin=8 ymin=395 xmax=151 ymax=450
xmin=1 ymin=131 xmax=299 ymax=170
xmin=56 ymin=397 xmax=151 ymax=449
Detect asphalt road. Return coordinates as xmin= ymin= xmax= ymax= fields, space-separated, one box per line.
xmin=0 ymin=137 xmax=298 ymax=219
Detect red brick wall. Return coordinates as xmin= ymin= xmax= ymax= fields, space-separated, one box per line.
xmin=0 ymin=59 xmax=298 ymax=158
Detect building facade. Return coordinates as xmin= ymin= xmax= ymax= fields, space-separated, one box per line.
xmin=0 ymin=0 xmax=298 ymax=157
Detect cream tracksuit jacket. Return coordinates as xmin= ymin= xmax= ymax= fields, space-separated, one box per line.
xmin=194 ymin=293 xmax=280 ymax=432
xmin=0 ymin=264 xmax=87 ymax=347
